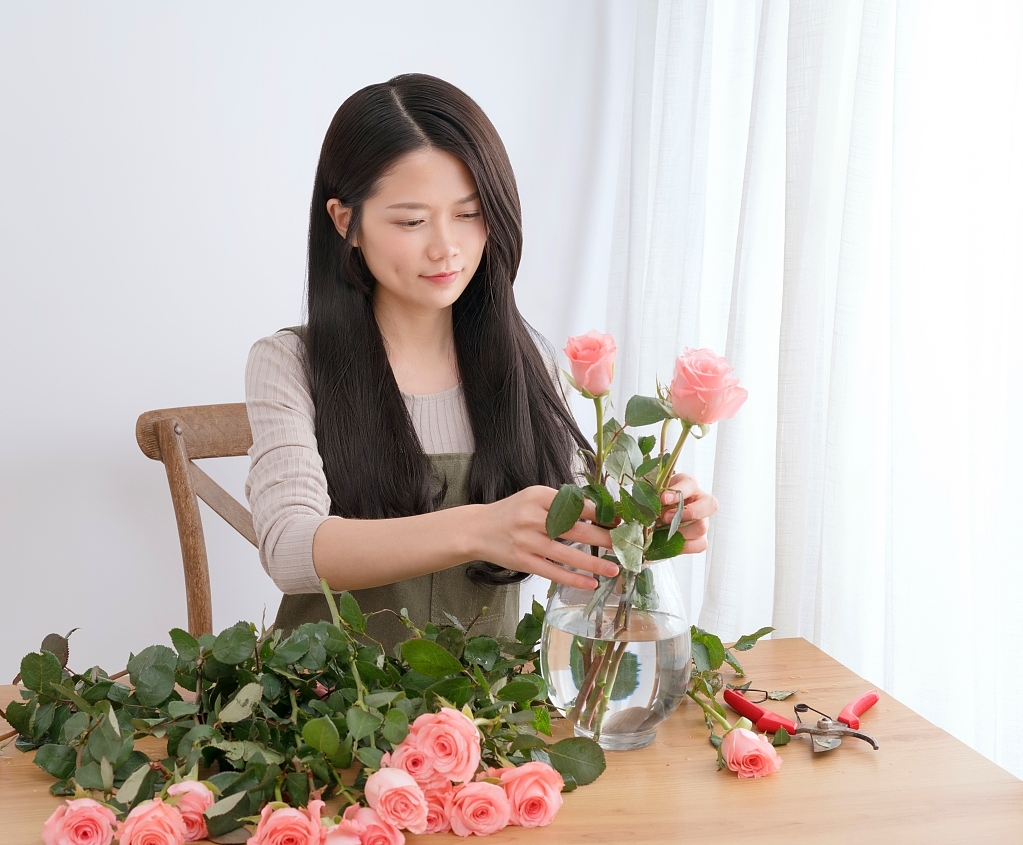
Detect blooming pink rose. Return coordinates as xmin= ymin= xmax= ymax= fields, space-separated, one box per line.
xmin=41 ymin=797 xmax=117 ymax=845
xmin=381 ymin=740 xmax=446 ymax=791
xmin=668 ymin=348 xmax=748 ymax=425
xmin=422 ymin=786 xmax=454 ymax=835
xmin=492 ymin=762 xmax=564 ymax=827
xmin=348 ymin=807 xmax=404 ymax=845
xmin=406 ymin=708 xmax=481 ymax=785
xmin=720 ymin=727 xmax=783 ymax=779
xmin=445 ymin=782 xmax=511 ymax=837
xmin=323 ymin=806 xmax=365 ymax=845
xmin=247 ymin=799 xmax=326 ymax=845
xmin=364 ymin=767 xmax=429 ymax=834
xmin=116 ymin=797 xmax=188 ymax=845
xmin=564 ymin=330 xmax=617 ymax=397
xmin=166 ymin=781 xmax=215 ymax=842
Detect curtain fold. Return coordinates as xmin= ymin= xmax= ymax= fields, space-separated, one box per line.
xmin=605 ymin=0 xmax=1023 ymax=778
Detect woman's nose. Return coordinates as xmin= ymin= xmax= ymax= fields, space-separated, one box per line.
xmin=427 ymin=220 xmax=459 ymax=261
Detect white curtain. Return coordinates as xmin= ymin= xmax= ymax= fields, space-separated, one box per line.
xmin=606 ymin=0 xmax=1023 ymax=778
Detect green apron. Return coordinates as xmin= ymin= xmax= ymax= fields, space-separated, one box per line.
xmin=272 ymin=451 xmax=519 ymax=653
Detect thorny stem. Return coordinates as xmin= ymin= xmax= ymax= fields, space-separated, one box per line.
xmin=656 ymin=422 xmax=693 ymax=490
xmin=593 ymin=393 xmax=606 ymax=485
xmin=566 ymin=641 xmax=609 ymax=724
xmin=687 ymin=689 xmax=733 ymax=732
xmin=591 ymin=641 xmax=629 ymax=739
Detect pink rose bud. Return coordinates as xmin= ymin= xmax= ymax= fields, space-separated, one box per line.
xmin=493 ymin=761 xmax=564 ymax=827
xmin=42 ymin=797 xmax=118 ymax=845
xmin=116 ymin=797 xmax=188 ymax=845
xmin=406 ymin=707 xmax=482 ymax=785
xmin=445 ymin=781 xmax=512 ymax=837
xmin=247 ymin=799 xmax=327 ymax=845
xmin=423 ymin=786 xmax=455 ymax=834
xmin=166 ymin=780 xmax=215 ymax=842
xmin=324 ymin=806 xmax=366 ymax=845
xmin=364 ymin=767 xmax=429 ymax=834
xmin=348 ymin=806 xmax=405 ymax=845
xmin=382 ymin=739 xmax=447 ymax=791
xmin=668 ymin=347 xmax=748 ymax=425
xmin=564 ymin=330 xmax=617 ymax=397
xmin=720 ymin=727 xmax=783 ymax=778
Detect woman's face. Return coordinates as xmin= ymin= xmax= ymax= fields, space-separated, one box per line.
xmin=331 ymin=147 xmax=486 ymax=317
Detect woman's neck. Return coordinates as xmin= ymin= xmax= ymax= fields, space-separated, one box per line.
xmin=373 ymin=294 xmax=460 ymax=395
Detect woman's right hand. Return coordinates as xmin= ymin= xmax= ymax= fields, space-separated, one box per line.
xmin=471 ymin=486 xmax=619 ymax=589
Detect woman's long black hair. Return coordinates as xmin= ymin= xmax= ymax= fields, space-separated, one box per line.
xmin=306 ymin=73 xmax=589 ymax=585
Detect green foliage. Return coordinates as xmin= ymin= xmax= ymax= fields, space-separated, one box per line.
xmin=625 ymin=395 xmax=673 ymax=427
xmin=14 ymin=590 xmax=604 ymax=833
xmin=545 ymin=484 xmax=586 ymax=539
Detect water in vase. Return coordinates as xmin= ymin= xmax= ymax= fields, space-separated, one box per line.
xmin=541 ymin=605 xmax=692 ymax=751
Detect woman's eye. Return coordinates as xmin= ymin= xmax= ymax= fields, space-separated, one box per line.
xmin=397 ymin=219 xmax=424 ymax=228
xmin=460 ymin=212 xmax=482 ymax=220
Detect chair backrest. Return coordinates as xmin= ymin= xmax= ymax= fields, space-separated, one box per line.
xmin=136 ymin=403 xmax=256 ymax=636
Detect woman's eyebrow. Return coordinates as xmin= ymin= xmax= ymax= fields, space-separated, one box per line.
xmin=386 ymin=192 xmax=479 ymax=210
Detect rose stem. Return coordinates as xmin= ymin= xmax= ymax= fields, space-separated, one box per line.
xmin=655 ymin=421 xmax=693 ymax=490
xmin=591 ymin=641 xmax=630 ymax=740
xmin=566 ymin=641 xmax=609 ymax=724
xmin=581 ymin=638 xmax=623 ymax=730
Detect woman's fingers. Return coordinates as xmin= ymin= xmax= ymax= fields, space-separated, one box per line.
xmin=560 ymin=519 xmax=613 ymax=549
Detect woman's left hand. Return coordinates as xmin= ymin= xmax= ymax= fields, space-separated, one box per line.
xmin=658 ymin=473 xmax=717 ymax=555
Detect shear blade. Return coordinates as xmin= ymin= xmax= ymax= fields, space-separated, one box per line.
xmin=812 ymin=736 xmax=842 ymax=752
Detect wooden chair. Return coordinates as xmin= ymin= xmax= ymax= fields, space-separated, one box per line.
xmin=136 ymin=404 xmax=256 ymax=636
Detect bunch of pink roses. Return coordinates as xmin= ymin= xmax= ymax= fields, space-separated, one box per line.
xmin=42 ymin=780 xmax=216 ymax=845
xmin=249 ymin=707 xmax=565 ymax=843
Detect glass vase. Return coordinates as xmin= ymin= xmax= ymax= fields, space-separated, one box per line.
xmin=540 ymin=560 xmax=692 ymax=751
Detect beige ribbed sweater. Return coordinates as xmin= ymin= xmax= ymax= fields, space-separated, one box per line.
xmin=244 ymin=330 xmax=477 ymax=595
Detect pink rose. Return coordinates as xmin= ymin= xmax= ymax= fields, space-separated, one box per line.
xmin=41 ymin=797 xmax=117 ymax=845
xmin=668 ymin=348 xmax=748 ymax=424
xmin=247 ymin=799 xmax=326 ymax=845
xmin=564 ymin=330 xmax=617 ymax=397
xmin=423 ymin=785 xmax=454 ymax=834
xmin=348 ymin=807 xmax=404 ymax=845
xmin=381 ymin=740 xmax=446 ymax=791
xmin=364 ymin=768 xmax=429 ymax=834
xmin=116 ymin=797 xmax=188 ymax=845
xmin=323 ymin=806 xmax=365 ymax=845
xmin=492 ymin=762 xmax=564 ymax=827
xmin=166 ymin=781 xmax=215 ymax=842
xmin=720 ymin=727 xmax=783 ymax=778
xmin=445 ymin=782 xmax=511 ymax=837
xmin=406 ymin=708 xmax=481 ymax=785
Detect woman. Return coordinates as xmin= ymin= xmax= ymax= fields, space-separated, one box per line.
xmin=245 ymin=74 xmax=715 ymax=649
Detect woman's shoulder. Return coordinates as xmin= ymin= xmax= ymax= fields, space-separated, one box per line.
xmin=245 ymin=328 xmax=311 ymax=399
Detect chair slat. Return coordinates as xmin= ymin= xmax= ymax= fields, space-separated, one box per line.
xmin=188 ymin=461 xmax=258 ymax=547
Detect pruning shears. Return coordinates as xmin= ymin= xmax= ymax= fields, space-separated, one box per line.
xmin=723 ymin=688 xmax=880 ymax=753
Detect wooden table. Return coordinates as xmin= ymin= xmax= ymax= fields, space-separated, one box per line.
xmin=3 ymin=638 xmax=1021 ymax=843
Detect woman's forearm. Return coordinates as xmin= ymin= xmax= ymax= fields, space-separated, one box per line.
xmin=311 ymin=503 xmax=489 ymax=591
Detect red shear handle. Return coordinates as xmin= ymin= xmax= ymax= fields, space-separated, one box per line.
xmin=722 ymin=690 xmax=798 ymax=734
xmin=838 ymin=690 xmax=879 ymax=729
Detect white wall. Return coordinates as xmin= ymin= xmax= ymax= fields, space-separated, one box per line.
xmin=0 ymin=2 xmax=635 ymax=680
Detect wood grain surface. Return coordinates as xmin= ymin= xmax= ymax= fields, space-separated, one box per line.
xmin=3 ymin=638 xmax=1020 ymax=844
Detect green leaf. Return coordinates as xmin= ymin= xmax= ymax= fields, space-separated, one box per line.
xmin=545 ymin=737 xmax=606 ymax=786
xmin=34 ymin=744 xmax=77 ymax=780
xmin=355 ymin=746 xmax=384 ymax=769
xmin=427 ymin=677 xmax=474 ymax=708
xmin=345 ymin=707 xmax=383 ymax=742
xmin=531 ymin=706 xmax=552 ymax=736
xmin=638 ymin=435 xmax=657 ymax=457
xmin=302 ymin=716 xmax=340 ymax=757
xmin=691 ymin=640 xmax=711 ymax=672
xmin=667 ymin=495 xmax=685 ymax=541
xmin=545 ymin=484 xmax=585 ymax=539
xmin=211 ymin=624 xmax=257 ymax=664
xmin=693 ymin=632 xmax=725 ymax=670
xmin=75 ymin=762 xmax=105 ymax=790
xmin=169 ymin=628 xmax=201 ymax=662
xmin=100 ymin=756 xmax=114 ymax=792
xmin=401 ymin=639 xmax=464 ymax=678
xmin=604 ymin=447 xmax=633 ymax=484
xmin=510 ymin=733 xmax=548 ymax=752
xmin=610 ymin=520 xmax=644 ymax=573
xmin=634 ymin=456 xmax=661 ymax=479
xmin=722 ymin=649 xmax=745 ymax=676
xmin=581 ymin=483 xmax=616 ymax=526
xmin=768 ymin=690 xmax=798 ymax=701
xmin=166 ymin=700 xmax=200 ymax=720
xmin=464 ymin=637 xmax=501 ymax=672
xmin=495 ymin=675 xmax=545 ymax=704
xmin=733 ymin=627 xmax=774 ymax=651
xmin=205 ymin=789 xmax=249 ymax=819
xmin=609 ymin=652 xmax=640 ymax=701
xmin=772 ymin=727 xmax=791 ymax=747
xmin=127 ymin=645 xmax=178 ymax=707
xmin=337 ymin=592 xmax=367 ymax=634
xmin=4 ymin=700 xmax=31 ymax=736
xmin=381 ymin=708 xmax=409 ymax=745
xmin=61 ymin=711 xmax=90 ymax=743
xmin=635 ymin=568 xmax=654 ymax=597
xmin=363 ymin=691 xmax=402 ymax=709
xmin=625 ymin=395 xmax=672 ymax=427
xmin=217 ymin=683 xmax=263 ymax=724
xmin=515 ymin=613 xmax=542 ymax=647
xmin=21 ymin=652 xmax=63 ymax=694
xmin=631 ymin=478 xmax=661 ymax=515
xmin=646 ymin=526 xmax=686 ymax=561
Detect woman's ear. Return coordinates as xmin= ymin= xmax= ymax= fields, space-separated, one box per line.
xmin=326 ymin=199 xmax=356 ymax=244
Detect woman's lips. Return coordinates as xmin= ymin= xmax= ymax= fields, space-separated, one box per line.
xmin=422 ymin=271 xmax=460 ymax=284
